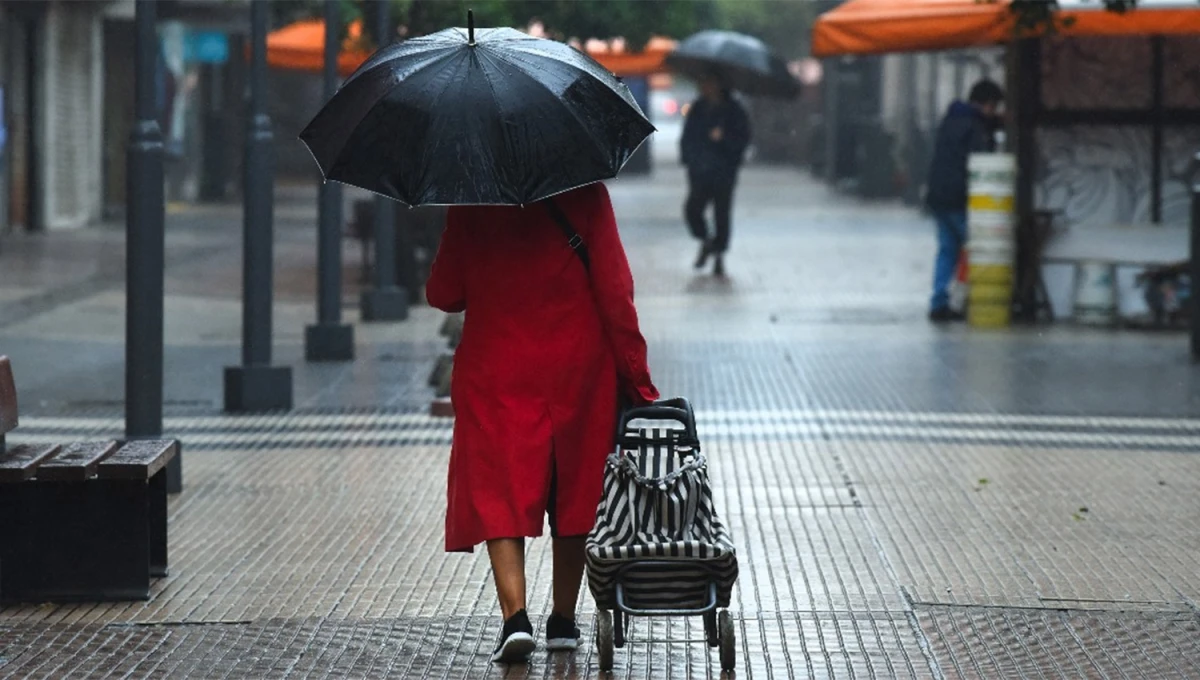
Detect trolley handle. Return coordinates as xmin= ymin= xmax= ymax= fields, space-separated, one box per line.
xmin=616 ymin=397 xmax=698 ymax=445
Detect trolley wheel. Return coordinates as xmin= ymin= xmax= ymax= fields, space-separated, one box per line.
xmin=718 ymin=610 xmax=736 ymax=672
xmin=596 ymin=610 xmax=615 ymax=672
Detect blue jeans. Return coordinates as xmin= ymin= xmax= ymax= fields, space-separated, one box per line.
xmin=930 ymin=210 xmax=967 ymax=311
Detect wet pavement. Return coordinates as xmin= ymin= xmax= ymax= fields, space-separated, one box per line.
xmin=2 ymin=165 xmax=1200 ymax=678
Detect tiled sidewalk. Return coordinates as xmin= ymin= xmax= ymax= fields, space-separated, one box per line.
xmin=2 ymin=418 xmax=1198 ymax=678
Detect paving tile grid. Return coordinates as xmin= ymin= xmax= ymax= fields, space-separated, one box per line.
xmin=2 ymin=431 xmax=1198 ymax=677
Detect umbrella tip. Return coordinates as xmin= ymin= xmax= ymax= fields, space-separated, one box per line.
xmin=467 ymin=9 xmax=475 ymax=46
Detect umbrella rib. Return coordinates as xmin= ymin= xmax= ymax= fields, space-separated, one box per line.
xmin=480 ymin=47 xmax=622 ymax=167
xmin=469 ymin=48 xmax=527 ymax=203
xmin=323 ymin=48 xmax=466 ymax=185
xmin=501 ymin=41 xmax=629 ymax=94
xmin=344 ymin=27 xmax=533 ymax=84
xmin=500 ymin=40 xmax=655 ymax=113
xmin=409 ymin=50 xmax=482 ymax=202
xmin=343 ymin=35 xmax=457 ymax=86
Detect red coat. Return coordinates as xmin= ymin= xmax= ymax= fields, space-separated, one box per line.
xmin=426 ymin=182 xmax=659 ymax=553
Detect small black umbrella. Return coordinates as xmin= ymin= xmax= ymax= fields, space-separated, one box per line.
xmin=665 ymin=30 xmax=801 ymax=99
xmin=300 ymin=13 xmax=655 ymax=206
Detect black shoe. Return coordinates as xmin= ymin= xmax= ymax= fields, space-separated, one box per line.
xmin=929 ymin=307 xmax=965 ymax=323
xmin=694 ymin=242 xmax=712 ymax=269
xmin=491 ymin=609 xmax=536 ymax=664
xmin=713 ymin=255 xmax=725 ymax=278
xmin=545 ymin=612 xmax=581 ymax=651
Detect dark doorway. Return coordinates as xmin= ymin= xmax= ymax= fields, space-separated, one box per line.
xmin=5 ymin=8 xmax=40 ymax=233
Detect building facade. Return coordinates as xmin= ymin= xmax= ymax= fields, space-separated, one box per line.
xmin=2 ymin=1 xmax=108 ymax=233
xmin=0 ymin=0 xmax=245 ymax=236
xmin=819 ymin=48 xmax=1005 ymax=203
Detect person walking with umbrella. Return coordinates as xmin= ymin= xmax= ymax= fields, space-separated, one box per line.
xmin=426 ymin=180 xmax=659 ymax=663
xmin=301 ymin=14 xmax=659 ymax=665
xmin=680 ymin=76 xmax=751 ymax=278
xmin=667 ymin=31 xmax=800 ymax=278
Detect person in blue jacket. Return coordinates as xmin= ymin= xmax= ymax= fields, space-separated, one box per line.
xmin=926 ymin=79 xmax=1004 ymax=322
xmin=680 ymin=76 xmax=751 ymax=278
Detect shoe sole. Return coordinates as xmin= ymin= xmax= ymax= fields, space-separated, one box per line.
xmin=491 ymin=633 xmax=536 ymax=664
xmin=545 ymin=637 xmax=580 ymax=651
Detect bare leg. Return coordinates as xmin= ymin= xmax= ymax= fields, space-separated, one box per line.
xmin=552 ymin=536 xmax=588 ymax=618
xmin=487 ymin=538 xmax=527 ymax=620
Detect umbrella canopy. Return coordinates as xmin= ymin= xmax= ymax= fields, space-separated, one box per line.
xmin=812 ymin=0 xmax=1200 ymax=57
xmin=299 ymin=15 xmax=655 ymax=206
xmin=665 ymin=30 xmax=801 ymax=99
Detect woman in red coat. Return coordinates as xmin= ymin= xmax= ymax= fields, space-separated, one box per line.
xmin=426 ymin=181 xmax=659 ymax=663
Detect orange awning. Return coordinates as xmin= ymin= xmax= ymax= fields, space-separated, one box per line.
xmin=266 ymin=19 xmax=676 ymax=78
xmin=586 ymin=35 xmax=677 ymax=76
xmin=266 ymin=19 xmax=371 ymax=78
xmin=812 ymin=0 xmax=1200 ymax=57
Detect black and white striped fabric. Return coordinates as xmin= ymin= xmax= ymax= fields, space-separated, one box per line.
xmin=586 ymin=427 xmax=738 ymax=611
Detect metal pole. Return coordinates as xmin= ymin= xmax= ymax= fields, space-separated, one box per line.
xmin=360 ymin=0 xmax=409 ymax=322
xmin=1014 ymin=40 xmax=1039 ymax=323
xmin=224 ymin=0 xmax=293 ymax=411
xmin=305 ymin=0 xmax=355 ymax=360
xmin=1151 ymin=37 xmax=1164 ymax=225
xmin=127 ymin=0 xmax=179 ymax=491
xmin=902 ymin=54 xmax=921 ymax=206
xmin=1190 ymin=156 xmax=1200 ymax=360
xmin=823 ymin=58 xmax=838 ymax=184
xmin=928 ymin=53 xmax=941 ymax=132
xmin=953 ymin=52 xmax=965 ymax=100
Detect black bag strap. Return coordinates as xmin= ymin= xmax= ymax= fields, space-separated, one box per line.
xmin=543 ymin=198 xmax=591 ymax=272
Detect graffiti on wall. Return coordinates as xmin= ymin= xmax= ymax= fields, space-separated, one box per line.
xmin=1035 ymin=36 xmax=1200 ymax=227
xmin=1035 ymin=126 xmax=1151 ymax=227
xmin=1162 ymin=127 xmax=1200 ymax=225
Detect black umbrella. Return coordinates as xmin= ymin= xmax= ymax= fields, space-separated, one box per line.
xmin=299 ymin=12 xmax=655 ymax=206
xmin=665 ymin=30 xmax=801 ymax=99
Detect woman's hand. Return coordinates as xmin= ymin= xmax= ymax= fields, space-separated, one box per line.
xmin=622 ymin=379 xmax=661 ymax=407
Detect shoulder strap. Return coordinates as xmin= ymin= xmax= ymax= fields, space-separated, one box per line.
xmin=543 ymin=197 xmax=591 ymax=272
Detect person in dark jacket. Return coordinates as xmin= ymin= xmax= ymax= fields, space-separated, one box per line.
xmin=681 ymin=76 xmax=751 ymax=278
xmin=925 ymin=79 xmax=1004 ymax=322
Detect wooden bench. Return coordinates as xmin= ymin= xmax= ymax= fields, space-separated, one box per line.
xmin=0 ymin=356 xmax=177 ymax=604
xmin=1041 ymin=223 xmax=1187 ymax=267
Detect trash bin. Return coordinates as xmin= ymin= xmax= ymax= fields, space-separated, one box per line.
xmin=965 ymin=152 xmax=1015 ymax=329
xmin=1073 ymin=261 xmax=1118 ymax=326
